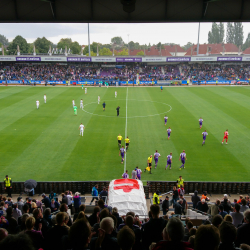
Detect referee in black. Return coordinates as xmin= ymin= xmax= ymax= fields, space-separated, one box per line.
xmin=116 ymin=106 xmax=120 ymax=116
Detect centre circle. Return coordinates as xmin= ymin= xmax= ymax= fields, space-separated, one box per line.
xmin=82 ymin=99 xmax=172 ymax=118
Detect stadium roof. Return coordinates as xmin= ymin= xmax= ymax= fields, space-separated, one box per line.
xmin=0 ymin=0 xmax=250 ymax=23
xmin=185 ymin=43 xmax=239 ymax=56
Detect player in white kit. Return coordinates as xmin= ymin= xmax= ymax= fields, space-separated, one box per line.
xmin=80 ymin=99 xmax=84 ymax=110
xmin=115 ymin=91 xmax=117 ymax=98
xmin=85 ymin=88 xmax=87 ymax=94
xmin=98 ymin=96 xmax=100 ymax=104
xmin=72 ymin=99 xmax=75 ymax=108
xmin=79 ymin=123 xmax=85 ymax=136
xmin=36 ymin=100 xmax=40 ymax=109
xmin=44 ymin=94 xmax=46 ymax=103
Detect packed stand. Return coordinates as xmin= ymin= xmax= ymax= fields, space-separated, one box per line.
xmin=0 ymin=63 xmax=181 ymax=82
xmin=182 ymin=63 xmax=250 ymax=81
xmin=1 ymin=188 xmax=250 ymax=250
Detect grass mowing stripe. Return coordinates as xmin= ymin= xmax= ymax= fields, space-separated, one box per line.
xmin=124 ymin=87 xmax=128 ymax=173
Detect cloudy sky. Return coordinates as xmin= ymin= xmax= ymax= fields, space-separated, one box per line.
xmin=1 ymin=22 xmax=250 ymax=46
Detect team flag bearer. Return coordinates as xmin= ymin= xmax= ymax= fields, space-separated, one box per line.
xmin=115 ymin=91 xmax=117 ymax=98
xmin=44 ymin=94 xmax=46 ymax=103
xmin=202 ymin=130 xmax=208 ymax=146
xmin=85 ymin=88 xmax=87 ymax=94
xmin=179 ymin=150 xmax=187 ymax=170
xmin=119 ymin=146 xmax=126 ymax=164
xmin=72 ymin=99 xmax=75 ymax=108
xmin=222 ymin=129 xmax=229 ymax=144
xmin=78 ymin=123 xmax=85 ymax=136
xmin=199 ymin=117 xmax=203 ymax=129
xmin=98 ymin=96 xmax=100 ymax=104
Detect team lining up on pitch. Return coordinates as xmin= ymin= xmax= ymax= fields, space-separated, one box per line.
xmin=34 ymin=87 xmax=230 ymax=180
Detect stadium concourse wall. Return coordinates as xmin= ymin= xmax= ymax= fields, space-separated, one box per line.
xmin=1 ymin=181 xmax=250 ymax=198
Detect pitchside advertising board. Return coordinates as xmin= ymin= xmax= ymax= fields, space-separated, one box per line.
xmin=1 ymin=56 xmax=250 ymax=62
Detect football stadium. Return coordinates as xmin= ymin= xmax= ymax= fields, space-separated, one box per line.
xmin=1 ymin=0 xmax=250 ymax=249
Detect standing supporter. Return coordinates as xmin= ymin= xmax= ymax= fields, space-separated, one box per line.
xmin=99 ymin=187 xmax=108 ymax=203
xmin=153 ymin=217 xmax=193 ymax=250
xmin=171 ymin=186 xmax=179 ymax=208
xmin=237 ymin=195 xmax=243 ymax=204
xmin=230 ymin=203 xmax=244 ymax=227
xmin=90 ymin=185 xmax=99 ymax=205
xmin=191 ymin=190 xmax=201 ymax=209
xmin=175 ymin=200 xmax=183 ymax=215
xmin=179 ymin=194 xmax=188 ymax=214
xmin=240 ymin=199 xmax=249 ymax=213
xmin=194 ymin=225 xmax=220 ymax=250
xmin=98 ymin=199 xmax=112 ymax=213
xmin=178 ymin=185 xmax=185 ymax=196
xmin=236 ymin=209 xmax=250 ymax=247
xmin=162 ymin=196 xmax=169 ymax=215
xmin=73 ymin=192 xmax=81 ymax=213
xmin=222 ymin=198 xmax=232 ymax=214
xmin=142 ymin=204 xmax=167 ymax=250
xmin=41 ymin=193 xmax=51 ymax=208
xmin=196 ymin=199 xmax=209 ymax=213
xmin=208 ymin=199 xmax=220 ymax=217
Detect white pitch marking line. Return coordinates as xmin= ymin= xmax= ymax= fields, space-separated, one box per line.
xmin=124 ymin=87 xmax=128 ymax=173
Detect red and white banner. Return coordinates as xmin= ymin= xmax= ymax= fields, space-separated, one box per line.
xmin=108 ymin=179 xmax=148 ymax=216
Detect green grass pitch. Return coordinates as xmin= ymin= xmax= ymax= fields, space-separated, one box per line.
xmin=0 ymin=86 xmax=250 ymax=183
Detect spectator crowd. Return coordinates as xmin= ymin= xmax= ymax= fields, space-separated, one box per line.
xmin=1 ymin=188 xmax=250 ymax=250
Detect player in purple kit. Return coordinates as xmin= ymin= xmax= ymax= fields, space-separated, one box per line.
xmin=199 ymin=117 xmax=203 ymax=129
xmin=167 ymin=127 xmax=171 ymax=140
xmin=119 ymin=145 xmax=126 ymax=164
xmin=154 ymin=150 xmax=161 ymax=169
xmin=202 ymin=130 xmax=208 ymax=146
xmin=135 ymin=166 xmax=142 ymax=180
xmin=179 ymin=150 xmax=187 ymax=170
xmin=165 ymin=152 xmax=172 ymax=170
xmin=164 ymin=115 xmax=168 ymax=126
xmin=122 ymin=170 xmax=129 ymax=179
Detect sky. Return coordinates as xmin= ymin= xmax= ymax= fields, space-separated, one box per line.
xmin=1 ymin=22 xmax=250 ymax=46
